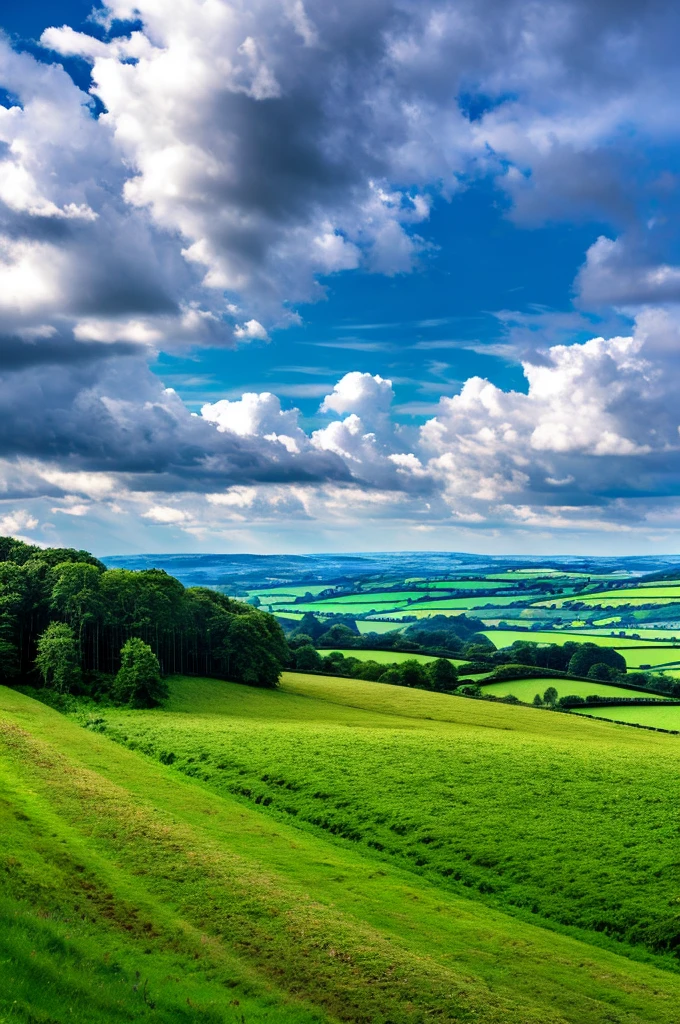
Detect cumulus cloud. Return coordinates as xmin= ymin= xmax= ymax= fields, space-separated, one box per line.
xmin=3 ymin=1 xmax=680 ymax=545
xmin=576 ymin=236 xmax=680 ymax=306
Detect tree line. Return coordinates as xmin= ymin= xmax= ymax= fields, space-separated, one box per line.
xmin=0 ymin=536 xmax=289 ymax=703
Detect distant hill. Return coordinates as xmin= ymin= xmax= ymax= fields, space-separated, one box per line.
xmin=101 ymin=550 xmax=680 ymax=593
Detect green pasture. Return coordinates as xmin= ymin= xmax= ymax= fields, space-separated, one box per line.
xmin=250 ymin=584 xmax=331 ymax=598
xmin=326 ymin=649 xmax=476 ymax=670
xmin=400 ymin=594 xmax=529 ymax=610
xmin=4 ymin=686 xmax=680 ymax=1023
xmin=375 ymin=607 xmax=467 ymax=619
xmin=356 ymin=620 xmax=406 ymax=634
xmin=328 ymin=648 xmax=443 ymax=665
xmin=482 ymin=629 xmax=677 ymax=649
xmin=573 ymin=703 xmax=680 ymax=730
xmin=618 ymin=647 xmax=680 ymax=669
xmin=587 ymin=627 xmax=680 ymax=640
xmin=480 ymin=677 xmax=671 ymax=702
xmin=87 ymin=673 xmax=680 ymax=971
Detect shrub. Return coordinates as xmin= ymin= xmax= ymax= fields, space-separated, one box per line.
xmin=113 ymin=637 xmax=167 ymax=708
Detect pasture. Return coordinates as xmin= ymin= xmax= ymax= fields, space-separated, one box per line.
xmin=481 ymin=628 xmax=677 ymax=649
xmin=89 ymin=672 xmax=680 ymax=969
xmin=4 ymin=684 xmax=680 ymax=1023
xmin=480 ymin=677 xmax=671 ymax=702
xmin=573 ymin=703 xmax=680 ymax=730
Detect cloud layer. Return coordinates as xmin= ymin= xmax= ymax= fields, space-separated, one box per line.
xmin=2 ymin=0 xmax=680 ymax=548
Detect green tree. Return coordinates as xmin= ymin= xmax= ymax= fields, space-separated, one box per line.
xmin=50 ymin=562 xmax=104 ymax=641
xmin=295 ymin=644 xmax=324 ymax=671
xmin=587 ymin=662 xmax=613 ymax=681
xmin=543 ymin=686 xmax=559 ymax=706
xmin=426 ymin=658 xmax=458 ymax=691
xmin=294 ymin=612 xmax=325 ymax=641
xmin=35 ymin=623 xmax=81 ymax=693
xmin=568 ymin=643 xmax=626 ymax=677
xmin=317 ymin=623 xmax=357 ymax=647
xmin=113 ymin=637 xmax=167 ymax=707
xmin=221 ymin=612 xmax=288 ymax=687
xmin=398 ymin=659 xmax=429 ymax=688
xmin=532 ymin=693 xmax=543 ymax=706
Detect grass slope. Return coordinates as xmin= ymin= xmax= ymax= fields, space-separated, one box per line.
xmin=89 ymin=674 xmax=680 ymax=966
xmin=4 ymin=686 xmax=680 ymax=1022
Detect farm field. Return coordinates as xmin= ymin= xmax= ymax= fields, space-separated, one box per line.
xmin=480 ymin=677 xmax=672 ymax=702
xmin=328 ymin=648 xmax=452 ymax=665
xmin=573 ymin=703 xmax=680 ymax=729
xmin=587 ymin=627 xmax=680 ymax=640
xmin=4 ymin=684 xmax=680 ymax=1023
xmin=481 ymin=629 xmax=677 ymax=648
xmin=618 ymin=648 xmax=680 ymax=669
xmin=356 ymin=620 xmax=405 ymax=634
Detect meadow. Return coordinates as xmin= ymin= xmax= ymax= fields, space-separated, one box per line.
xmin=480 ymin=629 xmax=677 ymax=648
xmin=6 ymin=681 xmax=680 ymax=1023
xmin=478 ymin=677 xmax=672 ymax=702
xmin=327 ymin=648 xmax=462 ymax=665
xmin=572 ymin=703 xmax=680 ymax=729
xmin=87 ymin=672 xmax=680 ymax=966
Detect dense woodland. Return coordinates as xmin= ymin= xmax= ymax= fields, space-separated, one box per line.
xmin=0 ymin=536 xmax=288 ymax=699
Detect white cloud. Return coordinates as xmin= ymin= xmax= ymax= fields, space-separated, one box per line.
xmin=0 ymin=509 xmax=39 ymax=538
xmin=141 ymin=504 xmax=188 ymax=524
xmin=234 ymin=319 xmax=269 ymax=342
xmin=201 ymin=391 xmax=305 ymax=442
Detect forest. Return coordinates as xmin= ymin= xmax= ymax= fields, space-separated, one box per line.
xmin=0 ymin=536 xmax=289 ymax=702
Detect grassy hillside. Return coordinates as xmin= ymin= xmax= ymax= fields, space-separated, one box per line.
xmin=80 ymin=674 xmax=680 ymax=962
xmin=4 ymin=677 xmax=680 ymax=1023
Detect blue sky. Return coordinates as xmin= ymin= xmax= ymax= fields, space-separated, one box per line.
xmin=1 ymin=1 xmax=680 ymax=555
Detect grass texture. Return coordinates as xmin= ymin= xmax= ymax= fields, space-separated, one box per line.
xmin=4 ymin=682 xmax=680 ymax=1023
xmin=90 ymin=673 xmax=680 ymax=964
xmin=479 ymin=677 xmax=671 ymax=702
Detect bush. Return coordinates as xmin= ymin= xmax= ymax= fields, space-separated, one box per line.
xmin=113 ymin=637 xmax=167 ymax=708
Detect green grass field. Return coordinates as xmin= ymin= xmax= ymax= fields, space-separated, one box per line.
xmin=618 ymin=648 xmax=680 ymax=668
xmin=482 ymin=629 xmax=678 ymax=649
xmin=328 ymin=648 xmax=450 ymax=665
xmin=355 ymin=620 xmax=406 ymax=634
xmin=4 ymin=678 xmax=680 ymax=1022
xmin=480 ymin=677 xmax=671 ymax=702
xmin=90 ymin=674 xmax=680 ymax=960
xmin=573 ymin=703 xmax=680 ymax=729
xmin=587 ymin=628 xmax=680 ymax=640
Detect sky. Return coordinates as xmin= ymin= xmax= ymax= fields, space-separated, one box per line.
xmin=1 ymin=0 xmax=680 ymax=556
